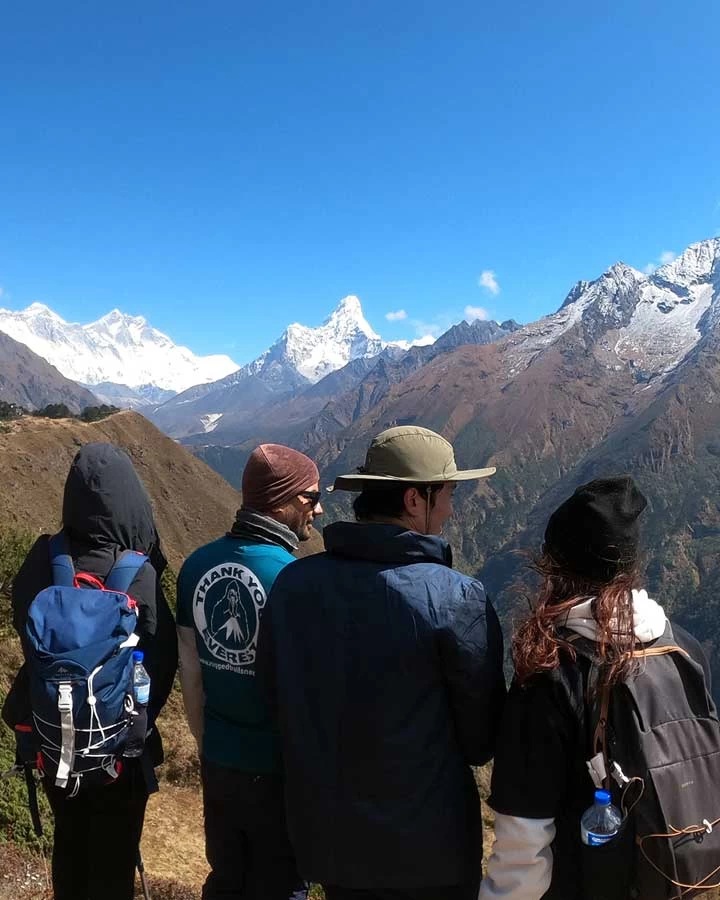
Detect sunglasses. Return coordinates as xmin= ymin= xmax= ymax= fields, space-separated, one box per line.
xmin=298 ymin=490 xmax=322 ymax=506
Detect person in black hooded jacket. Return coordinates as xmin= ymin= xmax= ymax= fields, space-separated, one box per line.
xmin=2 ymin=442 xmax=178 ymax=900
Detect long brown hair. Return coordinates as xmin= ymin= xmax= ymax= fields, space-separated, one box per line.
xmin=512 ymin=552 xmax=640 ymax=687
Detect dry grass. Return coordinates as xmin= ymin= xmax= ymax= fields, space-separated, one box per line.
xmin=141 ymin=785 xmax=207 ymax=888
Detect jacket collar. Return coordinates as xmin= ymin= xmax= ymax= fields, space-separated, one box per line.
xmin=323 ymin=521 xmax=453 ymax=567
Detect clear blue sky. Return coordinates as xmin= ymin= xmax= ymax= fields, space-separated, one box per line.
xmin=2 ymin=0 xmax=719 ymax=362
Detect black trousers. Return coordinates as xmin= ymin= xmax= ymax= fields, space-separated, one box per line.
xmin=323 ymin=885 xmax=479 ymax=900
xmin=201 ymin=758 xmax=308 ymax=900
xmin=45 ymin=760 xmax=149 ymax=900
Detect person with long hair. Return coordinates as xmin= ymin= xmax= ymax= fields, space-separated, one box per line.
xmin=479 ymin=475 xmax=713 ymax=900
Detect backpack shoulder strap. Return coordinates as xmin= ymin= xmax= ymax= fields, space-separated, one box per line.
xmin=104 ymin=551 xmax=148 ymax=595
xmin=48 ymin=532 xmax=75 ymax=587
xmin=560 ymin=630 xmax=611 ymax=788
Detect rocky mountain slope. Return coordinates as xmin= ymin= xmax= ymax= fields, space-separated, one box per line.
xmin=0 ymin=331 xmax=99 ymax=412
xmin=0 ymin=304 xmax=238 ymax=397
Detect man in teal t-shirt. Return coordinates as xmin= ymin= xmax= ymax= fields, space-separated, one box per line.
xmin=176 ymin=444 xmax=322 ymax=900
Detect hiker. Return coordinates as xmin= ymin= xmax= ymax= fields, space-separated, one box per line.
xmin=176 ymin=443 xmax=321 ymax=900
xmin=1 ymin=442 xmax=178 ymax=900
xmin=480 ymin=476 xmax=719 ymax=900
xmin=256 ymin=425 xmax=506 ymax=900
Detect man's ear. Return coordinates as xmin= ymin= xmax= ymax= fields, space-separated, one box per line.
xmin=403 ymin=486 xmax=420 ymax=514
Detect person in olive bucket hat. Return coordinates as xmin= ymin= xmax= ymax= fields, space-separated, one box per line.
xmin=257 ymin=426 xmax=506 ymax=900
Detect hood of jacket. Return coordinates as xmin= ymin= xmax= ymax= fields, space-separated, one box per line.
xmin=323 ymin=520 xmax=453 ymax=568
xmin=62 ymin=442 xmax=165 ymax=570
xmin=562 ymin=588 xmax=667 ymax=644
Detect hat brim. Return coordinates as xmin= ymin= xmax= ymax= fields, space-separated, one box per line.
xmin=327 ymin=467 xmax=496 ymax=492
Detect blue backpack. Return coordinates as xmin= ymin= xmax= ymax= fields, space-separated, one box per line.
xmin=24 ymin=534 xmax=148 ymax=796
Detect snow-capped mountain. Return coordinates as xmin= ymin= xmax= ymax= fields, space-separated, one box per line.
xmin=505 ymin=237 xmax=720 ymax=379
xmin=247 ymin=294 xmax=412 ymax=385
xmin=0 ymin=304 xmax=239 ymax=394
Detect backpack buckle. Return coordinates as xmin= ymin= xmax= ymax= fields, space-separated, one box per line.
xmin=57 ymin=684 xmax=73 ymax=713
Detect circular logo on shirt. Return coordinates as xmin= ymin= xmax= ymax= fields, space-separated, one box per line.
xmin=192 ymin=563 xmax=267 ymax=668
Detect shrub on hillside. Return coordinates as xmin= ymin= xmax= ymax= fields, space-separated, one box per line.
xmin=79 ymin=404 xmax=120 ymax=422
xmin=0 ymin=403 xmax=25 ymax=421
xmin=32 ymin=403 xmax=71 ymax=420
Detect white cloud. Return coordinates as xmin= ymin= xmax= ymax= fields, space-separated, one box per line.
xmin=385 ymin=309 xmax=407 ymax=321
xmin=478 ymin=270 xmax=500 ymax=295
xmin=644 ymin=250 xmax=677 ymax=274
xmin=464 ymin=305 xmax=489 ymax=322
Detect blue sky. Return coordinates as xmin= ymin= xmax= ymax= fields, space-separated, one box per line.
xmin=1 ymin=0 xmax=719 ymax=362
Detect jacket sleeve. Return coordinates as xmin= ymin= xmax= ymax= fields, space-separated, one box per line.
xmin=479 ymin=814 xmax=556 ymax=900
xmin=129 ymin=562 xmax=178 ymax=726
xmin=177 ymin=624 xmax=204 ymax=749
xmin=436 ymin=580 xmax=506 ymax=765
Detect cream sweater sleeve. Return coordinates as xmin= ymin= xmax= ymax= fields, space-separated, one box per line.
xmin=479 ymin=813 xmax=556 ymax=900
xmin=177 ymin=624 xmax=205 ymax=751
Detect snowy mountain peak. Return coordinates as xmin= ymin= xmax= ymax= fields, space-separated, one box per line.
xmin=25 ymin=302 xmax=61 ymax=318
xmin=253 ymin=295 xmax=387 ymax=384
xmin=0 ymin=304 xmax=238 ymax=393
xmin=323 ymin=294 xmax=380 ymax=338
xmin=653 ymin=238 xmax=720 ymax=287
xmin=96 ymin=308 xmax=147 ymax=328
xmin=603 ymin=261 xmax=645 ymax=285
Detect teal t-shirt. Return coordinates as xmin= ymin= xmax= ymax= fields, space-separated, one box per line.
xmin=176 ymin=534 xmax=295 ymax=772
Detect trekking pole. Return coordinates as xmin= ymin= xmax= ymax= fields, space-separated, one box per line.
xmin=136 ymin=848 xmax=152 ymax=900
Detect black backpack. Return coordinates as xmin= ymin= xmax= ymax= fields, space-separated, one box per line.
xmin=569 ymin=624 xmax=720 ymax=900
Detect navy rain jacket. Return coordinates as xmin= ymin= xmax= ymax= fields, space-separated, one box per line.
xmin=256 ymin=521 xmax=506 ymax=890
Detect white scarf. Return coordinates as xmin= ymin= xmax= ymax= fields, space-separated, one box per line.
xmin=562 ymin=588 xmax=667 ymax=644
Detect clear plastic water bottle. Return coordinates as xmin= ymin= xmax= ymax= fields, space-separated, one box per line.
xmin=581 ymin=789 xmax=623 ymax=846
xmin=132 ymin=650 xmax=151 ymax=706
xmin=124 ymin=650 xmax=150 ymax=758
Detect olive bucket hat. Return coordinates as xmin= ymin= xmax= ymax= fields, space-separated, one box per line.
xmin=329 ymin=425 xmax=496 ymax=492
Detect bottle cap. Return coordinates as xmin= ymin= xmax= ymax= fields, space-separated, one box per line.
xmin=132 ymin=650 xmax=144 ymax=663
xmin=595 ymin=789 xmax=611 ymax=806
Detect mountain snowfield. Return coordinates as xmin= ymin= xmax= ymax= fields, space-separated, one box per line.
xmin=0 ymin=304 xmax=239 ymax=394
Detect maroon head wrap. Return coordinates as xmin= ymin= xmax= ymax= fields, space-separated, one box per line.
xmin=241 ymin=444 xmax=319 ymax=512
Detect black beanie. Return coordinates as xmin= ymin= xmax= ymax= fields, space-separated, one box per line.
xmin=544 ymin=475 xmax=647 ymax=582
